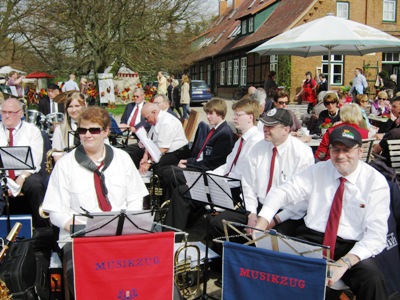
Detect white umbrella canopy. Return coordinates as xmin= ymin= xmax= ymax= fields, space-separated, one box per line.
xmin=0 ymin=66 xmax=26 ymax=78
xmin=249 ymin=15 xmax=400 ymax=89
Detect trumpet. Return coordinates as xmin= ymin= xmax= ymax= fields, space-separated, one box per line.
xmin=174 ymin=242 xmax=201 ymax=298
xmin=38 ymin=203 xmax=49 ymax=219
xmin=149 ymin=174 xmax=163 ymax=209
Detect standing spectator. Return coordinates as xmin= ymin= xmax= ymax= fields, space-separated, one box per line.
xmin=6 ymin=71 xmax=25 ymax=98
xmin=38 ymin=83 xmax=65 ymax=115
xmin=80 ymin=77 xmax=88 ymax=95
xmin=317 ymin=73 xmax=328 ymax=96
xmin=295 ymin=71 xmax=317 ymax=113
xmin=387 ymin=74 xmax=398 ymax=96
xmin=62 ymin=74 xmax=80 ymax=92
xmin=350 ymin=68 xmax=368 ymax=100
xmin=167 ymin=78 xmax=173 ymax=103
xmin=263 ymin=70 xmax=277 ymax=95
xmin=171 ymin=79 xmax=182 ymax=118
xmin=157 ymin=71 xmax=167 ymax=95
xmin=181 ymin=75 xmax=191 ymax=120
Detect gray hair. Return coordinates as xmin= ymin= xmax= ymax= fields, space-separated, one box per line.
xmin=153 ymin=93 xmax=170 ymax=103
xmin=250 ymin=89 xmax=266 ymax=106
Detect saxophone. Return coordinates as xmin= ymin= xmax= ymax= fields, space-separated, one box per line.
xmin=0 ymin=222 xmax=22 ymax=299
xmin=45 ymin=149 xmax=65 ymax=174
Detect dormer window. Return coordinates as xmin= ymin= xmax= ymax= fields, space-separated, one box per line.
xmin=248 ymin=17 xmax=254 ymax=32
xmin=241 ymin=20 xmax=247 ymax=34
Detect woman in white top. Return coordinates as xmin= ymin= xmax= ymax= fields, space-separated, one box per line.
xmin=180 ymin=75 xmax=191 ymax=119
xmin=52 ymin=92 xmax=86 ymax=161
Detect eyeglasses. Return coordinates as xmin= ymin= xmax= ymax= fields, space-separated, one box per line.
xmin=1 ymin=109 xmax=21 ymax=116
xmin=233 ymin=112 xmax=248 ymax=117
xmin=277 ymin=101 xmax=288 ymax=105
xmin=77 ymin=127 xmax=104 ymax=135
xmin=329 ymin=145 xmax=359 ymax=155
xmin=378 ymin=98 xmax=388 ymax=100
xmin=324 ymin=101 xmax=337 ymax=106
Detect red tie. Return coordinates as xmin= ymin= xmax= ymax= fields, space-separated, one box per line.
xmin=8 ymin=128 xmax=16 ymax=179
xmin=196 ymin=128 xmax=215 ymax=160
xmin=266 ymin=147 xmax=277 ymax=193
xmin=129 ymin=106 xmax=139 ymax=127
xmin=225 ymin=137 xmax=243 ymax=177
xmin=94 ymin=161 xmax=111 ymax=211
xmin=323 ymin=177 xmax=346 ymax=259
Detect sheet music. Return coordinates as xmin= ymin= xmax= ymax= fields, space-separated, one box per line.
xmin=136 ymin=127 xmax=162 ymax=163
xmin=182 ymin=171 xmax=208 ymax=202
xmin=254 ymin=231 xmax=323 ymax=259
xmin=208 ymin=175 xmax=235 ymax=210
xmin=75 ymin=210 xmax=155 ymax=237
xmin=0 ymin=146 xmax=34 ymax=170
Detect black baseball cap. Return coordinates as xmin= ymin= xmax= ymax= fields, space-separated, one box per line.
xmin=330 ymin=125 xmax=362 ymax=147
xmin=259 ymin=108 xmax=293 ymax=127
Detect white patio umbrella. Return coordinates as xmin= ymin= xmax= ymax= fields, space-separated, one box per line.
xmin=249 ymin=14 xmax=400 ymax=89
xmin=0 ymin=66 xmax=26 ymax=78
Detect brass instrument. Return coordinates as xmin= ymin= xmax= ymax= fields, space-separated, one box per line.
xmin=0 ymin=222 xmax=22 ymax=263
xmin=38 ymin=203 xmax=50 ymax=219
xmin=149 ymin=174 xmax=163 ymax=207
xmin=45 ymin=149 xmax=65 ymax=174
xmin=174 ymin=240 xmax=201 ymax=298
xmin=0 ymin=279 xmax=12 ymax=299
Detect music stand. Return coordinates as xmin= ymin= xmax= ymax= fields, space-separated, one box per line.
xmin=67 ymin=131 xmax=80 ymax=152
xmin=0 ymin=146 xmax=34 ymax=234
xmin=70 ymin=209 xmax=155 ymax=238
xmin=178 ymin=170 xmax=246 ymax=300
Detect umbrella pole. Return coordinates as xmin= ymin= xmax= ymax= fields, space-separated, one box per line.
xmin=327 ymin=48 xmax=331 ymax=91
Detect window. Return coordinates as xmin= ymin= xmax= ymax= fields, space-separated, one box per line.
xmin=220 ymin=62 xmax=225 ymax=85
xmin=241 ymin=20 xmax=247 ymax=35
xmin=337 ymin=2 xmax=349 ymax=19
xmin=383 ymin=0 xmax=396 ymax=21
xmin=240 ymin=57 xmax=247 ymax=86
xmin=383 ymin=52 xmax=400 ymax=62
xmin=227 ymin=60 xmax=233 ymax=85
xmin=322 ymin=55 xmax=344 ymax=85
xmin=199 ymin=65 xmax=203 ymax=80
xmin=270 ymin=55 xmax=278 ymax=72
xmin=248 ymin=17 xmax=254 ymax=32
xmin=233 ymin=59 xmax=239 ymax=85
xmin=228 ymin=25 xmax=241 ymax=38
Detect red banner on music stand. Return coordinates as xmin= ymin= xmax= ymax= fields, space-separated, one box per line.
xmin=73 ymin=232 xmax=175 ymax=299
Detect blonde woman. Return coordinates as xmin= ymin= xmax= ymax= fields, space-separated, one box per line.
xmin=51 ymin=92 xmax=86 ymax=162
xmin=180 ymin=75 xmax=191 ymax=119
xmin=314 ymin=103 xmax=369 ymax=161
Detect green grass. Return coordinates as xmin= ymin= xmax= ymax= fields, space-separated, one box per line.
xmin=105 ymin=105 xmax=126 ymax=116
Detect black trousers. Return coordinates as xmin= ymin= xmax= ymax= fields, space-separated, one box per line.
xmin=20 ymin=173 xmax=48 ymax=228
xmin=296 ymin=225 xmax=388 ymax=300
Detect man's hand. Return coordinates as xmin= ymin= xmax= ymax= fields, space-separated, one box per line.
xmin=139 ymin=161 xmax=151 ymax=175
xmin=119 ymin=123 xmax=129 ymax=129
xmin=246 ymin=213 xmax=258 ymax=234
xmin=130 ymin=126 xmax=137 ymax=133
xmin=326 ymin=254 xmax=360 ymax=287
xmin=178 ymin=159 xmax=187 ymax=169
xmin=255 ymin=216 xmax=269 ymax=231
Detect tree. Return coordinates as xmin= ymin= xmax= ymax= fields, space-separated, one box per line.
xmin=16 ymin=0 xmax=211 ymax=77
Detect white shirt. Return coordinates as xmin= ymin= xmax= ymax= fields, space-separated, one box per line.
xmin=0 ymin=121 xmax=43 ymax=174
xmin=49 ymin=99 xmax=58 ymax=113
xmin=212 ymin=126 xmax=264 ymax=180
xmin=42 ymin=147 xmax=149 ymax=245
xmin=148 ymin=110 xmax=188 ymax=152
xmin=52 ymin=119 xmax=78 ymax=151
xmin=242 ymin=134 xmax=314 ymax=215
xmin=259 ymin=160 xmax=390 ymax=261
xmin=62 ymin=80 xmax=79 ymax=92
xmin=127 ymin=102 xmax=144 ymax=126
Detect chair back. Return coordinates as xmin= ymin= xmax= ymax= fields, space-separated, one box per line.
xmin=184 ymin=110 xmax=198 ymax=141
xmin=387 ymin=139 xmax=400 ymax=181
xmin=361 ymin=138 xmax=375 ymax=163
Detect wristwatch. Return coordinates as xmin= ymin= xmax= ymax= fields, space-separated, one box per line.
xmin=340 ymin=257 xmax=352 ymax=269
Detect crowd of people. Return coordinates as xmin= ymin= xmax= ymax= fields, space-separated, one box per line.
xmin=1 ymin=68 xmax=400 ymax=299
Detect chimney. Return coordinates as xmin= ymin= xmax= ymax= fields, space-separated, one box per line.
xmin=233 ymin=0 xmax=242 ymax=9
xmin=219 ymin=0 xmax=228 ymax=16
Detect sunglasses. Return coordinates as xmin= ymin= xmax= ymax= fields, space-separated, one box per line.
xmin=277 ymin=101 xmax=288 ymax=105
xmin=378 ymin=98 xmax=388 ymax=100
xmin=324 ymin=101 xmax=337 ymax=106
xmin=77 ymin=127 xmax=104 ymax=135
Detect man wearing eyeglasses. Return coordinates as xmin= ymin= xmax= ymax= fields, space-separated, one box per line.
xmin=152 ymin=94 xmax=179 ymax=119
xmin=256 ymin=125 xmax=390 ymax=299
xmin=0 ymin=98 xmax=48 ymax=227
xmin=127 ymin=102 xmax=188 ymax=174
xmin=270 ymin=90 xmax=301 ymax=132
xmin=119 ymin=87 xmax=150 ymax=133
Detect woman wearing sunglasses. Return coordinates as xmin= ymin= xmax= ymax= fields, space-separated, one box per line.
xmin=314 ymin=92 xmax=341 ymax=134
xmin=371 ymin=91 xmax=391 ymax=117
xmin=51 ymin=92 xmax=86 ymax=162
xmin=42 ymin=106 xmax=148 ymax=296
